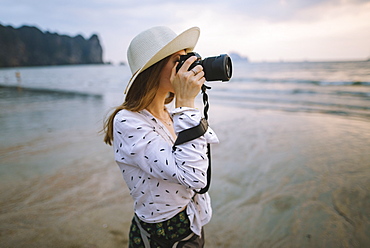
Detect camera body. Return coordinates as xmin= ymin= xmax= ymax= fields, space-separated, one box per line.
xmin=176 ymin=52 xmax=232 ymax=82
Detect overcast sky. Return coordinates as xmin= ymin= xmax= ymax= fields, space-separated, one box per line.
xmin=1 ymin=0 xmax=370 ymax=63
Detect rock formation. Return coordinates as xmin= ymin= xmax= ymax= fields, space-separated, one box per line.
xmin=0 ymin=24 xmax=103 ymax=67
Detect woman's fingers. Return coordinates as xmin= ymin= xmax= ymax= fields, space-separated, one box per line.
xmin=190 ymin=65 xmax=204 ymax=78
xmin=171 ymin=56 xmax=205 ymax=106
xmin=178 ymin=56 xmax=198 ymax=73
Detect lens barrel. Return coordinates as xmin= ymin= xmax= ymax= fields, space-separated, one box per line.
xmin=202 ymin=54 xmax=232 ymax=82
xmin=176 ymin=52 xmax=232 ymax=82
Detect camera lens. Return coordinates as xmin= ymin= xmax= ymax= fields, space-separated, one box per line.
xmin=226 ymin=56 xmax=232 ymax=79
xmin=176 ymin=52 xmax=233 ymax=82
xmin=202 ymin=54 xmax=232 ymax=82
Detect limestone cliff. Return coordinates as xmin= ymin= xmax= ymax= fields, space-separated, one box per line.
xmin=0 ymin=24 xmax=103 ymax=67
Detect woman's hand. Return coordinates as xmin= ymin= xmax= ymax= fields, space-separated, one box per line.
xmin=170 ymin=56 xmax=206 ymax=108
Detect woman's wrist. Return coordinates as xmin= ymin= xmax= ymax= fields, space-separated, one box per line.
xmin=175 ymin=98 xmax=195 ymax=108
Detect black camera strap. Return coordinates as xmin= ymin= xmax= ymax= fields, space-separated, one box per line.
xmin=173 ymin=118 xmax=208 ymax=147
xmin=201 ymin=84 xmax=211 ymax=119
xmin=197 ymin=84 xmax=212 ymax=194
xmin=172 ymin=84 xmax=212 ymax=194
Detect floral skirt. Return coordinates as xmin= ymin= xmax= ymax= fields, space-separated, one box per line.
xmin=129 ymin=208 xmax=202 ymax=248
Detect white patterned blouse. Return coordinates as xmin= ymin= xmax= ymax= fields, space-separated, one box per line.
xmin=113 ymin=107 xmax=219 ymax=236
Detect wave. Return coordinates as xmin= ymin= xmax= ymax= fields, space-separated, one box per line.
xmin=0 ymin=84 xmax=102 ymax=98
xmin=207 ymin=85 xmax=370 ymax=119
xmin=212 ymin=86 xmax=370 ymax=99
xmin=210 ymin=95 xmax=370 ymax=119
xmin=212 ymin=93 xmax=370 ymax=109
xmin=231 ymin=77 xmax=370 ymax=86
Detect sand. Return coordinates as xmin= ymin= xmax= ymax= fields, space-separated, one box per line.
xmin=1 ymin=104 xmax=369 ymax=247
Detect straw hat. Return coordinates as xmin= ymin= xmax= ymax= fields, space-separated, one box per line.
xmin=125 ymin=26 xmax=200 ymax=94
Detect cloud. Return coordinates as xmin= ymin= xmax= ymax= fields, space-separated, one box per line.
xmin=1 ymin=0 xmax=369 ymax=62
xmin=211 ymin=0 xmax=370 ymax=22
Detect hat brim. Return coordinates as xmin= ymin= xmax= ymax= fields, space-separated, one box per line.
xmin=124 ymin=27 xmax=200 ymax=94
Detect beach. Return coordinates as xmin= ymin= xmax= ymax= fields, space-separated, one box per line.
xmin=0 ymin=62 xmax=369 ymax=247
xmin=207 ymin=106 xmax=370 ymax=247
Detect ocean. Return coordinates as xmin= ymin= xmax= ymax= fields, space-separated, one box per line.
xmin=0 ymin=61 xmax=369 ymax=247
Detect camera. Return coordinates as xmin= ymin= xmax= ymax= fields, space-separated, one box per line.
xmin=176 ymin=52 xmax=232 ymax=82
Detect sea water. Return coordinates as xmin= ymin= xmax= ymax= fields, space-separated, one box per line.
xmin=3 ymin=61 xmax=368 ymax=179
xmin=214 ymin=60 xmax=370 ymax=117
xmin=1 ymin=61 xmax=369 ymax=119
xmin=0 ymin=61 xmax=369 ymax=246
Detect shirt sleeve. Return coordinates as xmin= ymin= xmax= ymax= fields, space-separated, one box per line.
xmin=113 ymin=109 xmax=219 ymax=190
xmin=171 ymin=107 xmax=219 ymax=144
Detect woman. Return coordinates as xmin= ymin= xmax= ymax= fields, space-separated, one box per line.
xmin=103 ymin=26 xmax=219 ymax=248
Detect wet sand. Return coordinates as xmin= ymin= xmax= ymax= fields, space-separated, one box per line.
xmin=206 ymin=106 xmax=370 ymax=247
xmin=1 ymin=104 xmax=369 ymax=247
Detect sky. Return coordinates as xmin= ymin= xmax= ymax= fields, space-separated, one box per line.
xmin=1 ymin=0 xmax=370 ymax=63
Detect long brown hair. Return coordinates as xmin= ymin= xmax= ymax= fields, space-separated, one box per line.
xmin=103 ymin=55 xmax=174 ymax=145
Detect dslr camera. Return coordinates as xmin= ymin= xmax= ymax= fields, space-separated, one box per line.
xmin=176 ymin=52 xmax=232 ymax=82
